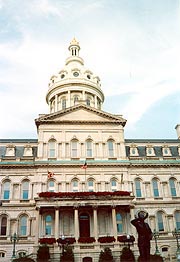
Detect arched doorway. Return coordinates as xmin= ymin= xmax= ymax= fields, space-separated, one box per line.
xmin=79 ymin=213 xmax=90 ymax=237
xmin=83 ymin=257 xmax=92 ymax=262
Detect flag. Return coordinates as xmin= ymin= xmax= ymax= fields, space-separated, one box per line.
xmin=81 ymin=161 xmax=87 ymax=169
xmin=48 ymin=171 xmax=54 ymax=179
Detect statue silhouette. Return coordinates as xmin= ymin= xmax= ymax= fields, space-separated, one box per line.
xmin=131 ymin=211 xmax=152 ymax=262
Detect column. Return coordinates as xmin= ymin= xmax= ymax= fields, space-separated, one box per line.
xmin=35 ymin=208 xmax=40 ymax=245
xmin=55 ymin=94 xmax=58 ymax=111
xmin=68 ymin=90 xmax=71 ymax=107
xmin=55 ymin=208 xmax=59 ymax=239
xmin=82 ymin=90 xmax=85 ymax=100
xmin=74 ymin=207 xmax=79 ymax=240
xmin=94 ymin=95 xmax=97 ymax=108
xmin=93 ymin=207 xmax=98 ymax=240
xmin=111 ymin=207 xmax=117 ymax=239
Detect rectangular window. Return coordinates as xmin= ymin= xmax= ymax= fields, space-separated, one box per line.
xmin=108 ymin=141 xmax=114 ymax=157
xmin=23 ymin=190 xmax=28 ymax=200
xmin=4 ymin=190 xmax=10 ymax=200
xmin=71 ymin=141 xmax=77 ymax=157
xmin=49 ymin=141 xmax=55 ymax=158
xmin=153 ymin=180 xmax=159 ymax=197
xmin=135 ymin=180 xmax=142 ymax=198
xmin=86 ymin=141 xmax=92 ymax=157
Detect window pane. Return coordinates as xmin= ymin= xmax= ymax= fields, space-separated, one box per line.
xmin=116 ymin=213 xmax=123 ymax=233
xmin=22 ymin=181 xmax=29 ymax=200
xmin=1 ymin=217 xmax=7 ymax=235
xmin=45 ymin=215 xmax=52 ymax=235
xmin=86 ymin=141 xmax=92 ymax=157
xmin=169 ymin=179 xmax=177 ymax=197
xmin=157 ymin=212 xmax=164 ymax=231
xmin=3 ymin=182 xmax=10 ymax=199
xmin=175 ymin=212 xmax=180 ymax=230
xmin=71 ymin=141 xmax=77 ymax=157
xmin=153 ymin=179 xmax=159 ymax=197
xmin=135 ymin=180 xmax=142 ymax=197
xmin=49 ymin=141 xmax=55 ymax=158
xmin=20 ymin=216 xmax=27 ymax=236
xmin=108 ymin=141 xmax=114 ymax=157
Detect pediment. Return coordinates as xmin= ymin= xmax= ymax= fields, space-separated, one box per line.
xmin=35 ymin=104 xmax=126 ymax=126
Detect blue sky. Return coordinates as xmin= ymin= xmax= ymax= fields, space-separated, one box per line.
xmin=0 ymin=0 xmax=179 ymax=139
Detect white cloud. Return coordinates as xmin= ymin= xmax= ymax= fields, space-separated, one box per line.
xmin=0 ymin=0 xmax=179 ymax=138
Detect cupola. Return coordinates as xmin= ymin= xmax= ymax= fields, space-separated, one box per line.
xmin=46 ymin=38 xmax=104 ymax=113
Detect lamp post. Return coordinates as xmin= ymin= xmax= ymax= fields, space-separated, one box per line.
xmin=172 ymin=228 xmax=180 ymax=261
xmin=153 ymin=229 xmax=161 ymax=255
xmin=10 ymin=233 xmax=18 ymax=260
xmin=61 ymin=235 xmax=65 ymax=255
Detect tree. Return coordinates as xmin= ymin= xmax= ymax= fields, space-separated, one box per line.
xmin=37 ymin=245 xmax=50 ymax=262
xmin=60 ymin=245 xmax=74 ymax=262
xmin=98 ymin=247 xmax=113 ymax=262
xmin=120 ymin=247 xmax=135 ymax=262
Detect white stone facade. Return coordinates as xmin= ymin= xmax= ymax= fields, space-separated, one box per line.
xmin=0 ymin=39 xmax=180 ymax=262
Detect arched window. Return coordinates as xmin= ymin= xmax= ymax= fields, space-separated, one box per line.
xmin=0 ymin=216 xmax=7 ymax=235
xmin=48 ymin=140 xmax=56 ymax=158
xmin=45 ymin=215 xmax=52 ymax=235
xmin=62 ymin=98 xmax=66 ymax=109
xmin=71 ymin=140 xmax=78 ymax=158
xmin=72 ymin=180 xmax=79 ymax=192
xmin=2 ymin=181 xmax=10 ymax=200
xmin=108 ymin=140 xmax=114 ymax=157
xmin=116 ymin=213 xmax=123 ymax=233
xmin=20 ymin=215 xmax=27 ymax=236
xmin=86 ymin=98 xmax=90 ymax=106
xmin=74 ymin=95 xmax=79 ymax=105
xmin=169 ymin=178 xmax=177 ymax=197
xmin=18 ymin=251 xmax=27 ymax=257
xmin=88 ymin=179 xmax=94 ymax=192
xmin=86 ymin=140 xmax=92 ymax=157
xmin=157 ymin=211 xmax=164 ymax=232
xmin=175 ymin=211 xmax=180 ymax=230
xmin=48 ymin=180 xmax=55 ymax=192
xmin=111 ymin=179 xmax=117 ymax=191
xmin=0 ymin=252 xmax=5 ymax=258
xmin=22 ymin=180 xmax=29 ymax=200
xmin=152 ymin=178 xmax=159 ymax=197
xmin=135 ymin=179 xmax=142 ymax=198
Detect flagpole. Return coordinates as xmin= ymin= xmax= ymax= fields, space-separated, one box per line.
xmin=85 ymin=167 xmax=86 ymax=192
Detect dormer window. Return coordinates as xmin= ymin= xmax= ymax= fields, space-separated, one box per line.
xmin=87 ymin=74 xmax=91 ymax=79
xmin=130 ymin=144 xmax=139 ymax=156
xmin=61 ymin=74 xmax=65 ymax=79
xmin=146 ymin=145 xmax=155 ymax=156
xmin=23 ymin=145 xmax=33 ymax=157
xmin=162 ymin=145 xmax=171 ymax=156
xmin=5 ymin=144 xmax=15 ymax=157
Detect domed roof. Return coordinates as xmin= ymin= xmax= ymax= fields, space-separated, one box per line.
xmin=46 ymin=39 xmax=104 ymax=114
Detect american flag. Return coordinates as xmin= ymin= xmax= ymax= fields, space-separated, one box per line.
xmin=81 ymin=161 xmax=87 ymax=169
xmin=48 ymin=171 xmax=55 ymax=179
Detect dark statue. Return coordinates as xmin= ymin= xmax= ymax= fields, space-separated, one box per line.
xmin=131 ymin=211 xmax=152 ymax=262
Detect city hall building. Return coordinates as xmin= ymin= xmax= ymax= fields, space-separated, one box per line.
xmin=0 ymin=38 xmax=180 ymax=261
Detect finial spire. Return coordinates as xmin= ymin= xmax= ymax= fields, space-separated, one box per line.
xmin=68 ymin=37 xmax=80 ymax=56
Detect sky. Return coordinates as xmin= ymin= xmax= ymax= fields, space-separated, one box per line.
xmin=0 ymin=0 xmax=179 ymax=139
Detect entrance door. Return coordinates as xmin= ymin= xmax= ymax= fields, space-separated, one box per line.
xmin=79 ymin=213 xmax=90 ymax=237
xmin=83 ymin=257 xmax=92 ymax=262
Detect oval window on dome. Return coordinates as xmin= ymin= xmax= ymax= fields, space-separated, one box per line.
xmin=73 ymin=72 xmax=79 ymax=77
xmin=87 ymin=75 xmax=91 ymax=79
xmin=61 ymin=74 xmax=65 ymax=79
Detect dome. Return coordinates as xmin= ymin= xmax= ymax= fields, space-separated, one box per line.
xmin=46 ymin=38 xmax=104 ymax=113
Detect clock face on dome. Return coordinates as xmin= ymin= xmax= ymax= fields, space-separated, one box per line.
xmin=73 ymin=71 xmax=79 ymax=77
